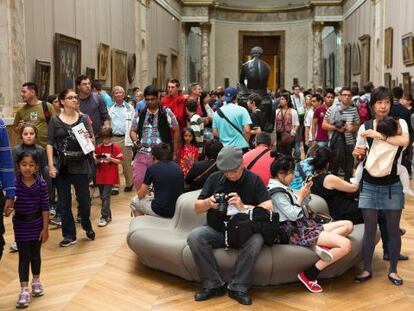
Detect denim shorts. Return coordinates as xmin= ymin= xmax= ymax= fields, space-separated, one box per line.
xmin=359 ymin=181 xmax=404 ymax=210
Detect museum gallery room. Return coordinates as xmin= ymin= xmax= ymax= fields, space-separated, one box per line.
xmin=0 ymin=0 xmax=414 ymax=310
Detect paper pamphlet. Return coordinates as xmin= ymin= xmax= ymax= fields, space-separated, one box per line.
xmin=72 ymin=122 xmax=95 ymax=154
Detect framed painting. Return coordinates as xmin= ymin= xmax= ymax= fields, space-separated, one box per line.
xmin=156 ymin=54 xmax=167 ymax=90
xmin=111 ymin=49 xmax=127 ymax=90
xmin=128 ymin=53 xmax=136 ymax=84
xmin=86 ymin=67 xmax=95 ymax=80
xmin=402 ymin=33 xmax=414 ymax=66
xmin=402 ymin=72 xmax=411 ymax=95
xmin=384 ymin=27 xmax=393 ymax=68
xmin=34 ymin=60 xmax=51 ymax=100
xmin=54 ymin=33 xmax=81 ymax=93
xmin=384 ymin=72 xmax=392 ymax=89
xmin=98 ymin=43 xmax=110 ymax=80
xmin=351 ymin=43 xmax=361 ymax=76
xmin=359 ymin=34 xmax=371 ymax=86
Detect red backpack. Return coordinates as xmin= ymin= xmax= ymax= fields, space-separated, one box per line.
xmin=356 ymin=98 xmax=372 ymax=124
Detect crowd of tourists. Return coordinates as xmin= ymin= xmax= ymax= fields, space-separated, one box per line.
xmin=0 ymin=77 xmax=411 ymax=307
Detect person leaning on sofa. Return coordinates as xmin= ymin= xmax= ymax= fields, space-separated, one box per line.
xmin=186 ymin=145 xmax=272 ymax=306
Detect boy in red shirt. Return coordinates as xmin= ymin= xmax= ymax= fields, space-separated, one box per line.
xmin=94 ymin=127 xmax=123 ymax=227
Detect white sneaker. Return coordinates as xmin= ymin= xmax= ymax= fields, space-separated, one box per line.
xmin=16 ymin=288 xmax=31 ymax=308
xmin=9 ymin=241 xmax=18 ymax=253
xmin=98 ymin=217 xmax=108 ymax=227
xmin=313 ymin=245 xmax=333 ymax=262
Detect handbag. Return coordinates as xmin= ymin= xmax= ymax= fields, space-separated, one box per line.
xmin=224 ymin=213 xmax=254 ymax=249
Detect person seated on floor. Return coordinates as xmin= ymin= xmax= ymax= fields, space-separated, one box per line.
xmin=243 ymin=132 xmax=273 ymax=185
xmin=268 ymin=155 xmax=353 ymax=293
xmin=130 ymin=143 xmax=184 ymax=218
xmin=310 ymin=147 xmax=363 ymax=224
xmin=184 ymin=140 xmax=223 ymax=191
xmin=187 ymin=145 xmax=272 ymax=306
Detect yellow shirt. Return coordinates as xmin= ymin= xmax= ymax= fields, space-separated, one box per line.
xmin=13 ymin=101 xmax=55 ymax=148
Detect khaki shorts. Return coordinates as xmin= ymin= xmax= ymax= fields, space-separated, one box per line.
xmin=130 ymin=195 xmax=159 ymax=217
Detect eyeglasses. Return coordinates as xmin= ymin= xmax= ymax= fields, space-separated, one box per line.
xmin=65 ymin=95 xmax=79 ymax=101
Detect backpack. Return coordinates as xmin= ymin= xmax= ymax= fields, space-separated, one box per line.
xmin=364 ymin=120 xmax=402 ymax=178
xmin=41 ymin=101 xmax=51 ymax=124
xmin=356 ymin=98 xmax=372 ymax=124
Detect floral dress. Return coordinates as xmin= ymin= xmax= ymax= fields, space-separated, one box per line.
xmin=178 ymin=144 xmax=199 ymax=177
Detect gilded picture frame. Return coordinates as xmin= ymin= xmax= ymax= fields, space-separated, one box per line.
xmin=54 ymin=33 xmax=81 ymax=93
xmin=351 ymin=43 xmax=361 ymax=76
xmin=34 ymin=60 xmax=51 ymax=100
xmin=402 ymin=72 xmax=411 ymax=95
xmin=111 ymin=49 xmax=128 ymax=90
xmin=384 ymin=27 xmax=393 ymax=68
xmin=359 ymin=34 xmax=371 ymax=86
xmin=402 ymin=33 xmax=414 ymax=66
xmin=98 ymin=43 xmax=110 ymax=80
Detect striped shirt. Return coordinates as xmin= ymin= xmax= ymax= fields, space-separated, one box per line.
xmin=189 ymin=113 xmax=204 ymax=154
xmin=0 ymin=119 xmax=16 ymax=199
xmin=324 ymin=102 xmax=360 ymax=145
xmin=13 ymin=175 xmax=49 ymax=241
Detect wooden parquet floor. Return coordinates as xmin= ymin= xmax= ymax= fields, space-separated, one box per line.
xmin=1 ymin=190 xmax=414 ymax=310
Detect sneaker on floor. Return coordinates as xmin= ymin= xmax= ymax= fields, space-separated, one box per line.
xmin=98 ymin=217 xmax=108 ymax=227
xmin=124 ymin=185 xmax=134 ymax=192
xmin=111 ymin=188 xmax=119 ymax=196
xmin=86 ymin=229 xmax=96 ymax=240
xmin=9 ymin=241 xmax=18 ymax=253
xmin=59 ymin=238 xmax=77 ymax=247
xmin=297 ymin=272 xmax=323 ymax=293
xmin=31 ymin=282 xmax=44 ymax=297
xmin=313 ymin=245 xmax=333 ymax=262
xmin=50 ymin=215 xmax=62 ymax=227
xmin=16 ymin=288 xmax=31 ymax=308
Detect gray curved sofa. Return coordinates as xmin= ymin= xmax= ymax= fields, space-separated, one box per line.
xmin=127 ymin=190 xmax=375 ymax=286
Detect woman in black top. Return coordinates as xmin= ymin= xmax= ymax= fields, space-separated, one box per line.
xmin=310 ymin=147 xmax=363 ymax=224
xmin=47 ymin=89 xmax=95 ymax=247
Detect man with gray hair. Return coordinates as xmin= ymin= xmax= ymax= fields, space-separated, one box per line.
xmin=108 ymin=86 xmax=135 ymax=193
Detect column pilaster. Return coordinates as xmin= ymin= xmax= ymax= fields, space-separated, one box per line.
xmin=312 ymin=21 xmax=324 ymax=88
xmin=200 ymin=22 xmax=211 ymax=91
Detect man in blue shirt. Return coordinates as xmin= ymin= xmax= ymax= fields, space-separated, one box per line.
xmin=108 ymin=86 xmax=135 ymax=193
xmin=0 ymin=118 xmax=16 ymax=260
xmin=212 ymin=86 xmax=252 ymax=153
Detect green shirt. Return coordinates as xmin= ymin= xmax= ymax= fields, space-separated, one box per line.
xmin=13 ymin=101 xmax=55 ymax=147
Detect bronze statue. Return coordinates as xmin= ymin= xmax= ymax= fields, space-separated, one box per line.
xmin=238 ymin=46 xmax=273 ymax=132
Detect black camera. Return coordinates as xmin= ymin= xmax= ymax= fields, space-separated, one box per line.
xmin=96 ymin=154 xmax=107 ymax=159
xmin=334 ymin=120 xmax=346 ymax=128
xmin=214 ymin=193 xmax=230 ymax=214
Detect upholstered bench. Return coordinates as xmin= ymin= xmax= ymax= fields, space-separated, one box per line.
xmin=127 ymin=190 xmax=375 ymax=286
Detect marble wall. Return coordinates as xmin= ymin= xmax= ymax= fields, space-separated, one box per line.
xmin=343 ymin=0 xmax=414 ymax=89
xmin=211 ymin=19 xmax=313 ymax=91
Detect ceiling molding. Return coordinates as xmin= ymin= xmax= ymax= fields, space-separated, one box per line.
xmin=314 ymin=15 xmax=343 ymax=21
xmin=343 ymin=0 xmax=367 ymax=20
xmin=212 ymin=17 xmax=313 ymax=26
xmin=181 ymin=15 xmax=209 ymax=22
xmin=154 ymin=0 xmax=182 ymax=20
xmin=211 ymin=3 xmax=312 ymax=13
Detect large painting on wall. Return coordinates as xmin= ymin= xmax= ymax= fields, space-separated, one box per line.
xmin=384 ymin=73 xmax=392 ymax=89
xmin=54 ymin=33 xmax=81 ymax=93
xmin=384 ymin=27 xmax=393 ymax=68
xmin=111 ymin=49 xmax=127 ymax=90
xmin=402 ymin=33 xmax=414 ymax=66
xmin=156 ymin=54 xmax=167 ymax=91
xmin=351 ymin=43 xmax=361 ymax=76
xmin=359 ymin=35 xmax=371 ymax=86
xmin=98 ymin=43 xmax=110 ymax=80
xmin=34 ymin=60 xmax=51 ymax=100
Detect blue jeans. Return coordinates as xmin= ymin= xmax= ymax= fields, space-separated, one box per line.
xmin=56 ymin=173 xmax=92 ymax=240
xmin=187 ymin=225 xmax=264 ymax=292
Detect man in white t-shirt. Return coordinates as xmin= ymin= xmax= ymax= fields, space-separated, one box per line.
xmin=291 ymin=85 xmax=305 ymax=161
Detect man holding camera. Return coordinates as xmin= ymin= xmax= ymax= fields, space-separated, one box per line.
xmin=187 ymin=146 xmax=271 ymax=305
xmin=322 ymin=87 xmax=360 ymax=181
